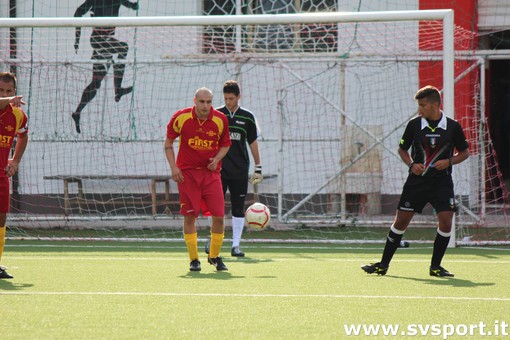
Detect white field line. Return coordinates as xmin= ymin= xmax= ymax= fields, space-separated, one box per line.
xmin=5 ymin=256 xmax=510 ymax=264
xmin=0 ymin=291 xmax=509 ymax=302
xmin=7 ymin=244 xmax=510 ymax=252
xmin=7 ymin=244 xmax=391 ymax=250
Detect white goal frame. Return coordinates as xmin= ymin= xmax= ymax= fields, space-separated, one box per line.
xmin=1 ymin=10 xmax=457 ymax=243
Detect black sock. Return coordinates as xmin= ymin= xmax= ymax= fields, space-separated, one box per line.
xmin=431 ymin=232 xmax=450 ymax=267
xmin=380 ymin=229 xmax=403 ymax=267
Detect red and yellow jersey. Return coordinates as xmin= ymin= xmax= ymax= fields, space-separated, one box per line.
xmin=0 ymin=104 xmax=28 ymax=176
xmin=167 ymin=106 xmax=231 ymax=172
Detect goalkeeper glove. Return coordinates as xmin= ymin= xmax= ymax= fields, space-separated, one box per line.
xmin=250 ymin=165 xmax=263 ymax=185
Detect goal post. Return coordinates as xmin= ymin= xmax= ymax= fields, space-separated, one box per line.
xmin=1 ymin=10 xmax=507 ymax=245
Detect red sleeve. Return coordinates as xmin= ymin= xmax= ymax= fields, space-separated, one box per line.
xmin=166 ymin=109 xmax=186 ymax=140
xmin=17 ymin=112 xmax=29 ymax=135
xmin=12 ymin=106 xmax=28 ymax=135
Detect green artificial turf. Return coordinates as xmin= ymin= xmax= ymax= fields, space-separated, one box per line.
xmin=1 ymin=241 xmax=509 ymax=339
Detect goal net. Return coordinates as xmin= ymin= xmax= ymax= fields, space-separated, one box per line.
xmin=1 ymin=5 xmax=508 ymax=245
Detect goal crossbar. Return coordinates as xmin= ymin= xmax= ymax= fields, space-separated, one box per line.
xmin=0 ymin=10 xmax=453 ymax=28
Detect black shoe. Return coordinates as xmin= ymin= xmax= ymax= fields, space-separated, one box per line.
xmin=361 ymin=262 xmax=388 ymax=276
xmin=115 ymin=86 xmax=133 ymax=102
xmin=430 ymin=265 xmax=454 ymax=277
xmin=71 ymin=112 xmax=81 ymax=133
xmin=189 ymin=259 xmax=201 ymax=272
xmin=208 ymin=256 xmax=228 ymax=271
xmin=231 ymin=246 xmax=245 ymax=257
xmin=0 ymin=265 xmax=13 ymax=279
xmin=204 ymin=239 xmax=210 ymax=255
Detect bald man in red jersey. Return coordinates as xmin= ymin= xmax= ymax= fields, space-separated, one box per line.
xmin=165 ymin=87 xmax=231 ymax=272
xmin=0 ymin=72 xmax=29 ymax=279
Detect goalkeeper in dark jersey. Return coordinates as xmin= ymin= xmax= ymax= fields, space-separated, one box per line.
xmin=362 ymin=85 xmax=469 ymax=277
xmin=206 ymin=80 xmax=262 ymax=257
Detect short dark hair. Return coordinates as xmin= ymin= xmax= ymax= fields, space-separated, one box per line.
xmin=414 ymin=85 xmax=441 ymax=105
xmin=0 ymin=72 xmax=17 ymax=89
xmin=223 ymin=80 xmax=240 ymax=96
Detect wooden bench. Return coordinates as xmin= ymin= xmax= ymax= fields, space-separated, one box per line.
xmin=43 ymin=175 xmax=174 ymax=216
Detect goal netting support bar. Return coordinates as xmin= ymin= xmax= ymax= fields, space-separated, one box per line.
xmin=1 ymin=10 xmax=508 ymax=245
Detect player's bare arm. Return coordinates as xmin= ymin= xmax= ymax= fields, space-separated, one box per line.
xmin=249 ymin=140 xmax=261 ymax=166
xmin=6 ymin=133 xmax=29 ymax=178
xmin=249 ymin=140 xmax=263 ymax=184
xmin=207 ymin=146 xmax=230 ymax=171
xmin=164 ymin=138 xmax=183 ymax=183
xmin=0 ymin=95 xmax=25 ymax=109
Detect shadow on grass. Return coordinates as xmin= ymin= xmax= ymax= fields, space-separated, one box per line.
xmin=178 ymin=271 xmax=245 ymax=280
xmin=227 ymin=256 xmax=274 ymax=264
xmin=0 ymin=280 xmax=34 ymax=290
xmin=386 ymin=275 xmax=495 ymax=288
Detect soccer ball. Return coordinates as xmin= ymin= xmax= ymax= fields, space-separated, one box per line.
xmin=245 ymin=202 xmax=271 ymax=229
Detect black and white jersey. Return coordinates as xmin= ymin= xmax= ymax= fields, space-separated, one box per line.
xmin=399 ymin=112 xmax=468 ymax=178
xmin=217 ymin=105 xmax=260 ymax=179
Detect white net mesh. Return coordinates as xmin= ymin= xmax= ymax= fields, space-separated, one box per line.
xmin=1 ymin=1 xmax=508 ymax=244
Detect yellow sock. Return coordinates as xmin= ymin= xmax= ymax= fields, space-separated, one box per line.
xmin=183 ymin=233 xmax=199 ymax=261
xmin=0 ymin=226 xmax=5 ymax=261
xmin=209 ymin=232 xmax=224 ymax=258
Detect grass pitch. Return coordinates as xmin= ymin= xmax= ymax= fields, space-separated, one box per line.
xmin=1 ymin=240 xmax=509 ymax=339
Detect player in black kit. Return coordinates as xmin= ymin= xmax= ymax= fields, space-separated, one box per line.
xmin=362 ymin=85 xmax=469 ymax=277
xmin=205 ymin=80 xmax=262 ymax=257
xmin=71 ymin=0 xmax=139 ymax=133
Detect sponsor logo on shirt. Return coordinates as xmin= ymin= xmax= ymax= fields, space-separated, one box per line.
xmin=230 ymin=132 xmax=241 ymax=141
xmin=189 ymin=136 xmax=214 ymax=150
xmin=0 ymin=134 xmax=13 ymax=148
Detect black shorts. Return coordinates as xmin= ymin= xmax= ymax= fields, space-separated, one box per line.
xmin=221 ymin=177 xmax=249 ymax=217
xmin=221 ymin=177 xmax=248 ymax=201
xmin=398 ymin=175 xmax=456 ymax=213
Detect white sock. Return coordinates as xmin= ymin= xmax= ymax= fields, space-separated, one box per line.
xmin=232 ymin=216 xmax=245 ymax=248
